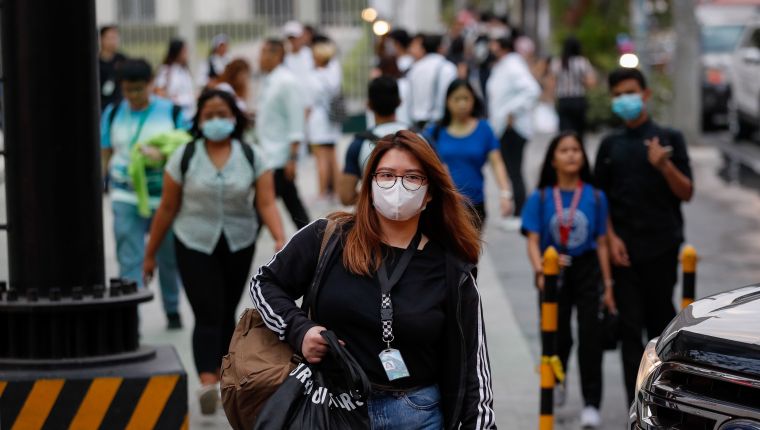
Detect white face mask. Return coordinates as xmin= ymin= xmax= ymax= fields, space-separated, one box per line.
xmin=372 ymin=181 xmax=428 ymax=221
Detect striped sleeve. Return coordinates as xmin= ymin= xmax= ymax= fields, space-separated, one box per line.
xmin=249 ymin=219 xmax=325 ymax=352
xmin=460 ymin=273 xmax=497 ymax=429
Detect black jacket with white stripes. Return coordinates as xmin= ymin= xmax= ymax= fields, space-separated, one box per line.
xmin=250 ymin=219 xmax=496 ymax=429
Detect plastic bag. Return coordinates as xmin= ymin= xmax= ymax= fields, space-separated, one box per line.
xmin=533 ymin=102 xmax=559 ymax=135
xmin=254 ymin=331 xmax=371 ymax=430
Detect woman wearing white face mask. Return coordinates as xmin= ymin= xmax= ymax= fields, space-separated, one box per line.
xmin=144 ymin=89 xmax=286 ymax=415
xmin=252 ymin=130 xmax=496 ymax=429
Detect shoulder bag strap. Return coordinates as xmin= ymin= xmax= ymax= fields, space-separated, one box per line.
xmin=302 ymin=219 xmax=340 ymax=318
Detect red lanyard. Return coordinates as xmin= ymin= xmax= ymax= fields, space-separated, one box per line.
xmin=552 ymin=181 xmax=583 ymax=249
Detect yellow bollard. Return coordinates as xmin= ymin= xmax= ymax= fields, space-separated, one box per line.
xmin=539 ymin=247 xmax=561 ymax=430
xmin=681 ymin=245 xmax=697 ymax=309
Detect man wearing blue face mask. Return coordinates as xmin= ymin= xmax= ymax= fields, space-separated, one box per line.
xmin=594 ymin=68 xmax=693 ymax=406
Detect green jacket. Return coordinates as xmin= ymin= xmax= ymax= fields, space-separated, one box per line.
xmin=128 ymin=130 xmax=192 ymax=217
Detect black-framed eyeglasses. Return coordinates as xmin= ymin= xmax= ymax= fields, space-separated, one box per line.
xmin=373 ymin=171 xmax=427 ymax=191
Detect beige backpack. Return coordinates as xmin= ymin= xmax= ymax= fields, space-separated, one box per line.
xmin=221 ymin=220 xmax=338 ymax=430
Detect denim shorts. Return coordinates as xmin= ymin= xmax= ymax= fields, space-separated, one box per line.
xmin=368 ymin=384 xmax=444 ymax=430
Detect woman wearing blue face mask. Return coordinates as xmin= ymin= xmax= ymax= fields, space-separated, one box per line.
xmin=143 ymin=89 xmax=286 ymax=415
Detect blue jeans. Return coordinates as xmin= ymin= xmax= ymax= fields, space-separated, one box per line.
xmin=368 ymin=385 xmax=444 ymax=430
xmin=112 ymin=201 xmax=180 ymax=314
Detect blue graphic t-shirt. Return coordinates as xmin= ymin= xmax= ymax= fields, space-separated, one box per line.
xmin=101 ymin=96 xmax=181 ymax=209
xmin=423 ymin=119 xmax=499 ymax=204
xmin=521 ymin=184 xmax=608 ymax=256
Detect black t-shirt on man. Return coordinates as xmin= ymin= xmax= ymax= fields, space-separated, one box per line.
xmin=315 ymin=240 xmax=447 ymax=389
xmin=99 ymin=52 xmax=127 ymax=111
xmin=594 ymin=119 xmax=692 ymax=263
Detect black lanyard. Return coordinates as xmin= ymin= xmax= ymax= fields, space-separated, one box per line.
xmin=377 ymin=232 xmax=422 ymax=348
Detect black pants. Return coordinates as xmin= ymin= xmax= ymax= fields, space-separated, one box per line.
xmin=175 ymin=236 xmax=255 ymax=374
xmin=274 ymin=168 xmax=310 ymax=230
xmin=613 ymin=245 xmax=679 ymax=405
xmin=557 ymin=96 xmax=588 ymax=140
xmin=499 ymin=127 xmax=528 ymax=215
xmin=556 ymin=252 xmax=603 ymax=408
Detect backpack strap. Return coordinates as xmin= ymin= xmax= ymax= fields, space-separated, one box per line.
xmin=180 ymin=140 xmax=197 ymax=181
xmin=302 ymin=219 xmax=340 ymax=318
xmin=181 ymin=140 xmax=257 ymax=183
xmin=355 ymin=130 xmax=380 ymax=143
xmin=106 ymin=102 xmax=121 ymax=133
xmin=171 ymin=104 xmax=183 ymax=128
xmin=240 ymin=141 xmax=256 ymax=176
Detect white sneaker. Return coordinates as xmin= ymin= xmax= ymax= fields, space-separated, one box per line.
xmin=198 ymin=384 xmax=219 ymax=415
xmin=499 ymin=216 xmax=522 ymax=232
xmin=580 ymin=405 xmax=601 ymax=429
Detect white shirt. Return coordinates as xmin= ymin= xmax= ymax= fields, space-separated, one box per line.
xmin=397 ymin=54 xmax=414 ymax=73
xmin=358 ymin=121 xmax=409 ymax=173
xmin=155 ymin=64 xmax=196 ymax=120
xmin=407 ymin=53 xmax=457 ymax=123
xmin=284 ymin=47 xmax=314 ymax=76
xmin=255 ymin=65 xmax=305 ymax=169
xmin=306 ymin=65 xmax=342 ymax=144
xmin=166 ymin=139 xmax=267 ymax=254
xmin=486 ymin=52 xmax=541 ymax=139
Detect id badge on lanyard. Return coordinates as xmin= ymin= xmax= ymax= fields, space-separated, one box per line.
xmin=553 ymin=181 xmax=583 ymax=270
xmin=376 ymin=232 xmax=421 ymax=381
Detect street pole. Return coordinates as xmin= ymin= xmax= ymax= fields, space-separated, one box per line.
xmin=671 ymin=0 xmax=702 ymax=144
xmin=178 ymin=0 xmax=197 ymax=77
xmin=632 ymin=0 xmax=650 ymax=76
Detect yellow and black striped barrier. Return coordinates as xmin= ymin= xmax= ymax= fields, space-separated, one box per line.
xmin=539 ymin=247 xmax=564 ymax=430
xmin=0 ymin=373 xmax=187 ymax=429
xmin=681 ymin=245 xmax=697 ymax=309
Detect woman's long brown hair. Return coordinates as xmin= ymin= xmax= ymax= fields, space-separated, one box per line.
xmin=331 ymin=130 xmax=481 ymax=276
xmin=218 ymin=58 xmax=250 ymax=98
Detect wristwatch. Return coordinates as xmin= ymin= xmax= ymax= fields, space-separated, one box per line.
xmin=500 ymin=190 xmax=513 ymax=199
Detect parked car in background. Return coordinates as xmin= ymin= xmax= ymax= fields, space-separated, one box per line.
xmin=629 ymin=285 xmax=760 ymax=430
xmin=730 ymin=18 xmax=760 ymax=141
xmin=697 ymin=3 xmax=759 ymax=130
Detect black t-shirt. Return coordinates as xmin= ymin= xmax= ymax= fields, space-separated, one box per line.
xmin=315 ymin=240 xmax=447 ymax=389
xmin=99 ymin=52 xmax=127 ymax=111
xmin=595 ymin=119 xmax=692 ymax=262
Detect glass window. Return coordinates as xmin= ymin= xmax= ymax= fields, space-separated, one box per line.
xmin=701 ymin=25 xmax=744 ymax=53
xmin=118 ymin=0 xmax=156 ymax=23
xmin=251 ymin=0 xmax=295 ymax=26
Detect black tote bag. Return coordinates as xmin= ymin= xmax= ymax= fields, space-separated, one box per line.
xmin=254 ymin=330 xmax=371 ymax=430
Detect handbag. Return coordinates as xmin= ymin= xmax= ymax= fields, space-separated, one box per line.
xmin=221 ymin=220 xmax=339 ymax=430
xmin=599 ymin=307 xmax=620 ymax=351
xmin=253 ymin=330 xmax=371 ymax=430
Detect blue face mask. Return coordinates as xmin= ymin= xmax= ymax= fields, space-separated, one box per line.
xmin=201 ymin=117 xmax=236 ymax=141
xmin=611 ymin=93 xmax=644 ymax=122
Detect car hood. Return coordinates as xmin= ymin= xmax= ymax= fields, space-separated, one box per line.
xmin=657 ymin=285 xmax=760 ymax=377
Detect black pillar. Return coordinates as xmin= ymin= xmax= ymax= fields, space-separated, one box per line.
xmin=2 ymin=0 xmax=105 ymax=296
xmin=0 ymin=3 xmax=187 ymax=427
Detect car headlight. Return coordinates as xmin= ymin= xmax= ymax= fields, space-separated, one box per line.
xmin=635 ymin=338 xmax=662 ymax=394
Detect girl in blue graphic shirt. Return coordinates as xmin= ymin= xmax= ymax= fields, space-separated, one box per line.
xmin=520 ymin=131 xmax=616 ymax=428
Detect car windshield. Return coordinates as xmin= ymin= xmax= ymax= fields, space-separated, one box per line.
xmin=701 ymin=25 xmax=745 ymax=53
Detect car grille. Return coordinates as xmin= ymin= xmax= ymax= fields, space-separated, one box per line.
xmin=641 ymin=362 xmax=760 ymax=430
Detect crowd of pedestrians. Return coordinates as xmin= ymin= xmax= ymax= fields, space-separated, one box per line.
xmin=99 ymin=11 xmax=693 ymax=429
